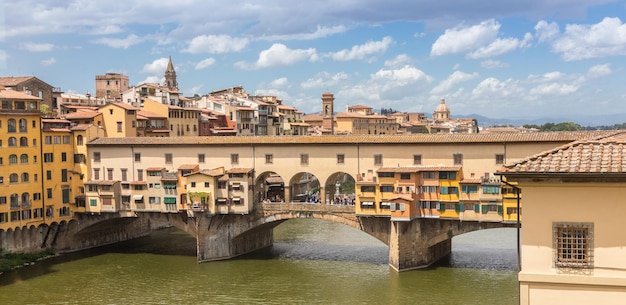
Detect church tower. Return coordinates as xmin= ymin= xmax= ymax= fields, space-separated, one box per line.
xmin=164 ymin=56 xmax=178 ymax=91
xmin=322 ymin=92 xmax=335 ymax=134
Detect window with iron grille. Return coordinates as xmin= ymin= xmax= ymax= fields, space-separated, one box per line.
xmin=374 ymin=154 xmax=383 ymax=166
xmin=553 ymin=222 xmax=593 ymax=268
xmin=453 ymin=153 xmax=463 ymax=165
xmin=413 ymin=154 xmax=422 ymax=165
xmin=337 ymin=154 xmax=345 ymax=164
xmin=300 ymin=154 xmax=309 ymax=165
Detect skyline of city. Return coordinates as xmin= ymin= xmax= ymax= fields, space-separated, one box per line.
xmin=1 ymin=1 xmax=625 ymax=120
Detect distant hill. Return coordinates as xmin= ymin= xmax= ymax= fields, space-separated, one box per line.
xmin=456 ymin=113 xmax=626 ymax=128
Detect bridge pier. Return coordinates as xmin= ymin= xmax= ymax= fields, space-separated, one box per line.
xmin=195 ymin=214 xmax=276 ymax=262
xmin=388 ymin=218 xmax=452 ymax=271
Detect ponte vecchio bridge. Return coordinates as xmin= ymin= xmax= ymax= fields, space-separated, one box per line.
xmin=2 ymin=132 xmax=614 ymax=271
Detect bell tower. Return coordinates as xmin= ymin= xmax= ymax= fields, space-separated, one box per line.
xmin=164 ymin=56 xmax=178 ymax=91
xmin=322 ymin=92 xmax=335 ymax=134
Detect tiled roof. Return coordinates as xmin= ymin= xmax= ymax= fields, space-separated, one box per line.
xmin=65 ymin=110 xmax=100 ymax=119
xmin=227 ymin=168 xmax=253 ymax=174
xmin=377 ymin=165 xmax=462 ymax=173
xmin=70 ymin=123 xmax=92 ymax=131
xmin=138 ymin=110 xmax=167 ymax=119
xmin=460 ymin=178 xmax=482 ymax=183
xmin=87 ymin=131 xmax=621 ymax=147
xmin=0 ymin=89 xmax=41 ymax=100
xmin=178 ymin=164 xmax=199 ymax=170
xmin=498 ymin=131 xmax=626 ymax=174
xmin=0 ymin=76 xmax=35 ymax=86
xmin=185 ymin=168 xmax=225 ymax=177
xmin=146 ymin=167 xmax=165 ymax=171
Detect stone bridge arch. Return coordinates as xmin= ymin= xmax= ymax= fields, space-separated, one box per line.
xmin=287 ymin=172 xmax=321 ymax=203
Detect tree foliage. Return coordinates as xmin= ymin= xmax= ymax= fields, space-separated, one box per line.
xmin=523 ymin=122 xmax=582 ymax=131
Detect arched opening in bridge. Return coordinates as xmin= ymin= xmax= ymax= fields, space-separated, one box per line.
xmin=325 ymin=172 xmax=356 ymax=205
xmin=446 ymin=227 xmax=517 ymax=270
xmin=289 ymin=172 xmax=320 ymax=203
xmin=255 ymin=171 xmax=285 ymax=203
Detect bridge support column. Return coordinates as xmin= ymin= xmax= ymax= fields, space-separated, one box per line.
xmin=196 ymin=214 xmax=274 ymax=262
xmin=388 ymin=219 xmax=452 ymax=271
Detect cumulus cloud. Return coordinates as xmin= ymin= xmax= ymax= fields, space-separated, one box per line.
xmin=300 ymin=71 xmax=350 ymax=90
xmin=195 ymin=58 xmax=216 ymax=70
xmin=551 ymin=17 xmax=626 ymax=61
xmin=587 ymin=64 xmax=612 ymax=79
xmin=430 ymin=70 xmax=479 ymax=95
xmin=93 ymin=34 xmax=143 ymax=49
xmin=41 ymin=57 xmax=56 ymax=66
xmin=471 ymin=77 xmax=523 ymax=100
xmin=431 ymin=19 xmax=500 ymax=57
xmin=534 ymin=20 xmax=560 ymax=43
xmin=269 ymin=77 xmax=290 ymax=88
xmin=384 ymin=54 xmax=412 ymax=67
xmin=20 ymin=42 xmax=54 ymax=52
xmin=184 ymin=35 xmax=249 ymax=54
xmin=467 ymin=33 xmax=532 ymax=59
xmin=141 ymin=57 xmax=169 ymax=74
xmin=329 ymin=36 xmax=394 ymax=62
xmin=234 ymin=43 xmax=317 ymax=70
xmin=529 ymin=83 xmax=579 ymax=96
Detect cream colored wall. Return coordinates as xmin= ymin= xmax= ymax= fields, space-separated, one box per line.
xmin=517 ymin=181 xmax=626 ymax=305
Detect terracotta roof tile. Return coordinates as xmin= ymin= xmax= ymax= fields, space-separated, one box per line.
xmin=498 ymin=131 xmax=626 ymax=174
xmin=0 ymin=89 xmax=41 ymax=100
xmin=227 ymin=168 xmax=253 ymax=174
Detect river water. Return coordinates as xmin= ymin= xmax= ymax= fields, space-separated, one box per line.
xmin=0 ymin=219 xmax=518 ymax=305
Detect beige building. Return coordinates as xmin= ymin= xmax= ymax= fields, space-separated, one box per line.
xmin=95 ymin=73 xmax=129 ymax=101
xmin=498 ymin=132 xmax=626 ymax=305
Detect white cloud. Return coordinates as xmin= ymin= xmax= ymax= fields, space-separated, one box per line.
xmin=89 ymin=25 xmax=125 ymax=35
xmin=300 ymin=72 xmax=350 ymax=90
xmin=235 ymin=43 xmax=317 ymax=70
xmin=384 ymin=54 xmax=412 ymax=67
xmin=471 ymin=77 xmax=523 ymax=100
xmin=269 ymin=77 xmax=290 ymax=88
xmin=534 ymin=20 xmax=560 ymax=43
xmin=137 ymin=76 xmax=162 ymax=86
xmin=430 ymin=70 xmax=479 ymax=95
xmin=529 ymin=83 xmax=579 ymax=96
xmin=330 ymin=36 xmax=394 ymax=62
xmin=141 ymin=58 xmax=169 ymax=74
xmin=466 ymin=37 xmax=523 ymax=59
xmin=259 ymin=25 xmax=347 ymax=41
xmin=552 ymin=17 xmax=626 ymax=61
xmin=195 ymin=58 xmax=216 ymax=70
xmin=93 ymin=34 xmax=143 ymax=49
xmin=480 ymin=59 xmax=509 ymax=68
xmin=431 ymin=19 xmax=500 ymax=57
xmin=188 ymin=85 xmax=203 ymax=95
xmin=20 ymin=42 xmax=54 ymax=52
xmin=41 ymin=57 xmax=56 ymax=66
xmin=587 ymin=64 xmax=612 ymax=79
xmin=184 ymin=34 xmax=249 ymax=54
xmin=528 ymin=71 xmax=567 ymax=83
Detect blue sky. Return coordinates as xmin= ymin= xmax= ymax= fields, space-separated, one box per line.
xmin=1 ymin=0 xmax=626 ymax=120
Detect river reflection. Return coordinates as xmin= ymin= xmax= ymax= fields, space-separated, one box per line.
xmin=0 ymin=219 xmax=518 ymax=305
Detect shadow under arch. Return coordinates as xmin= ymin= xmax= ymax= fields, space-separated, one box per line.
xmin=255 ymin=171 xmax=286 ymax=203
xmin=324 ymin=171 xmax=356 ymax=205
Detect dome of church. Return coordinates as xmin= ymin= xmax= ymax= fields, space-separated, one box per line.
xmin=435 ymin=98 xmax=449 ymax=113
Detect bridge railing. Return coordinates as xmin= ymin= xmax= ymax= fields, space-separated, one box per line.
xmin=255 ymin=202 xmax=355 ymax=214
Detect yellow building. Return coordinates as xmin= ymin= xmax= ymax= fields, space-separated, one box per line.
xmin=0 ymin=89 xmax=43 ymax=230
xmin=498 ymin=132 xmax=626 ymax=305
xmin=98 ymin=102 xmax=138 ymax=137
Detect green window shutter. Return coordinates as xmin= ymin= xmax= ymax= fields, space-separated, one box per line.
xmin=474 ymin=203 xmax=480 ymax=213
xmin=439 ymin=203 xmax=446 ymax=212
xmin=455 ymin=203 xmax=462 ymax=212
xmin=498 ymin=205 xmax=503 ymax=215
xmin=482 ymin=205 xmax=488 ymax=214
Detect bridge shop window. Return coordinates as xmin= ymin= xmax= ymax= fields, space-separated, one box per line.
xmin=360 ymin=185 xmax=375 ymax=193
xmin=374 ymin=154 xmax=383 ymax=166
xmin=337 ymin=154 xmax=345 ymax=164
xmin=231 ymin=153 xmax=239 ymax=164
xmin=453 ymin=153 xmax=463 ymax=165
xmin=379 ymin=185 xmax=394 ymax=193
xmin=300 ymin=154 xmax=309 ymax=165
xmin=553 ymin=222 xmax=593 ymax=269
xmin=413 ymin=154 xmax=422 ymax=165
xmin=265 ymin=154 xmax=273 ymax=164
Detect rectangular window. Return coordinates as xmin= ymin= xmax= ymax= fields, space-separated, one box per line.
xmin=554 ymin=222 xmax=593 ymax=268
xmin=482 ymin=186 xmax=500 ymax=194
xmin=337 ymin=154 xmax=345 ymax=164
xmin=453 ymin=153 xmax=463 ymax=165
xmin=378 ymin=172 xmax=394 ymax=178
xmin=62 ymin=189 xmax=70 ymax=203
xmin=439 ymin=171 xmax=457 ymax=180
xmin=374 ymin=154 xmax=383 ymax=166
xmin=423 ymin=172 xmax=435 ymax=179
xmin=62 ymin=136 xmax=70 ymax=144
xmin=46 ymin=170 xmax=52 ymax=180
xmin=495 ymin=154 xmax=505 ymax=165
xmin=165 ymin=153 xmax=173 ymax=164
xmin=198 ymin=154 xmax=205 ymax=163
xmin=379 ymin=185 xmax=394 ymax=192
xmin=134 ymin=153 xmax=141 ymax=162
xmin=93 ymin=168 xmax=100 ymax=180
xmin=440 ymin=186 xmax=458 ymax=195
xmin=462 ymin=185 xmax=478 ymax=193
xmin=360 ymin=185 xmax=375 ymax=192
xmin=44 ymin=153 xmax=54 ymax=163
xmin=265 ymin=154 xmax=273 ymax=164
xmin=47 ymin=188 xmax=53 ymax=199
xmin=300 ymin=154 xmax=309 ymax=165
xmin=231 ymin=153 xmax=239 ymax=164
xmin=93 ymin=152 xmax=101 ymax=162
xmin=117 ymin=121 xmax=123 ymax=132
xmin=45 ymin=136 xmax=52 ymax=144
xmin=61 ymin=169 xmax=68 ymax=182
xmin=90 ymin=199 xmax=97 ymax=206
xmin=191 ymin=182 xmax=196 ymax=188
xmin=53 ymin=136 xmax=60 ymax=144
xmin=107 ymin=168 xmax=113 ymax=180
xmin=400 ymin=173 xmax=411 ymax=180
xmin=121 ymin=168 xmax=127 ymax=181
xmin=137 ymin=169 xmax=144 ymax=181
xmin=204 ymin=182 xmax=210 ymax=188
xmin=413 ymin=154 xmax=422 ymax=165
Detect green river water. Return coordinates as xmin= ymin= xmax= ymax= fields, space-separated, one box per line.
xmin=0 ymin=219 xmax=518 ymax=305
